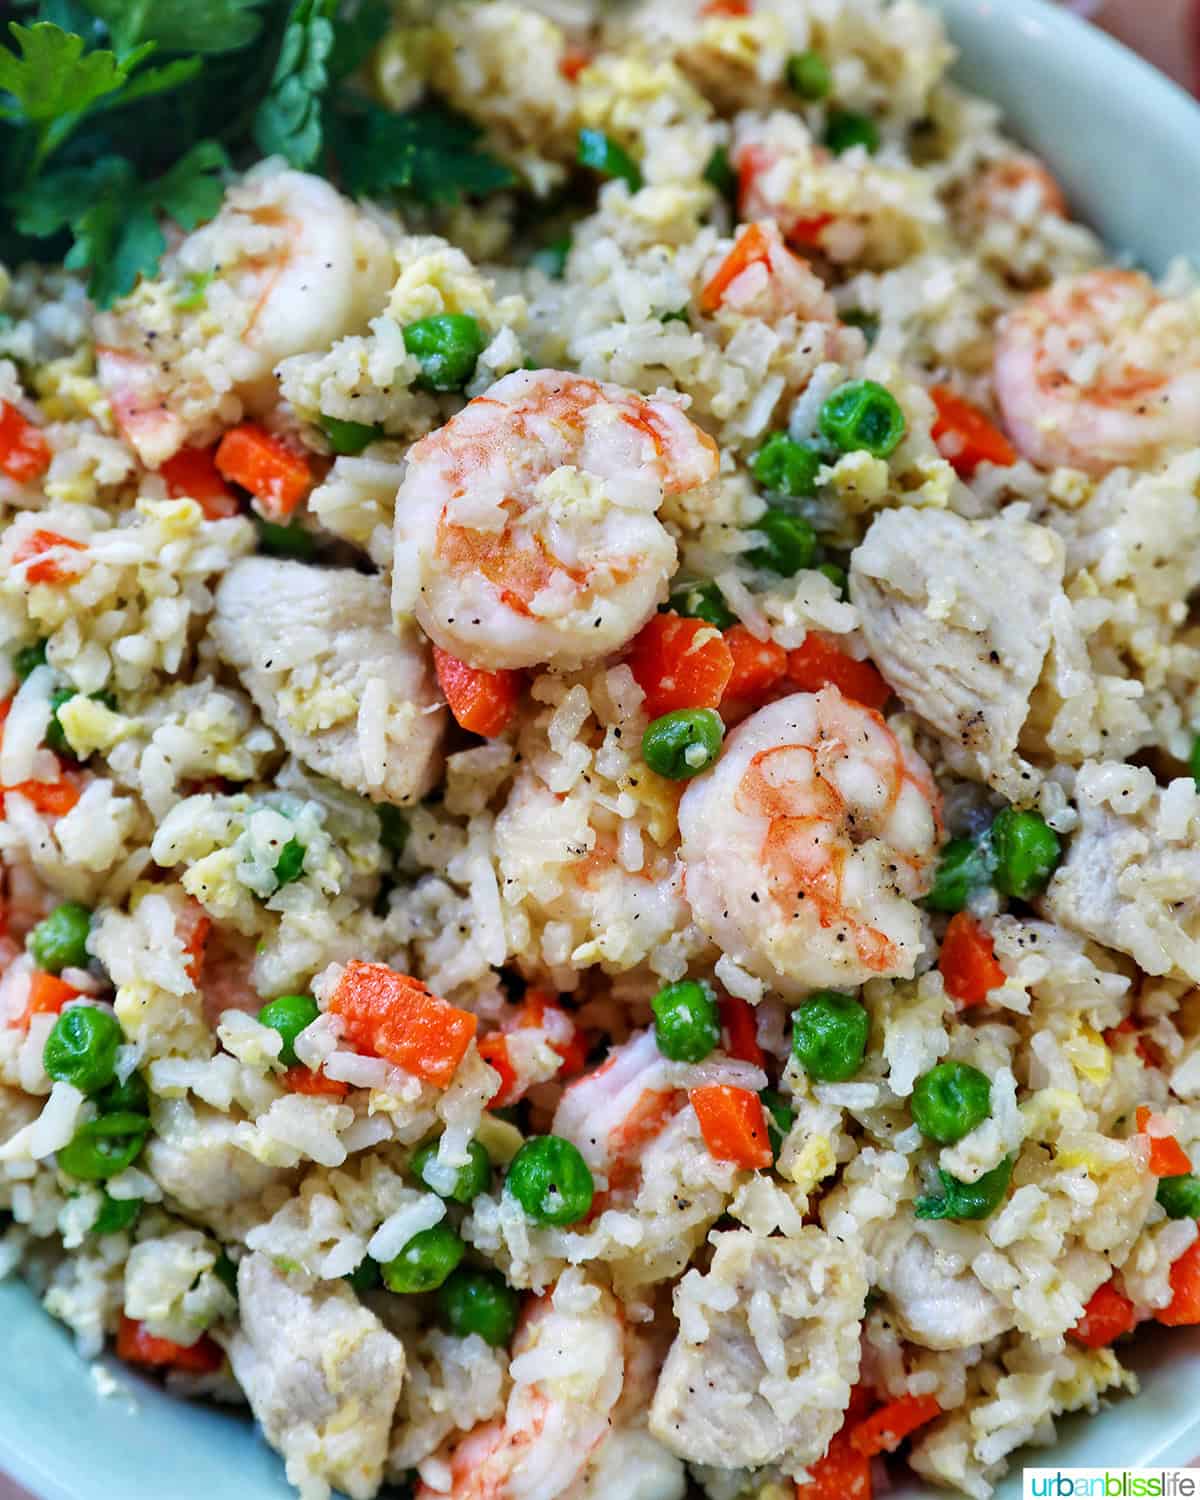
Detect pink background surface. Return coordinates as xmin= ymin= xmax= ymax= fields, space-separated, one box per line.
xmin=0 ymin=2 xmax=1195 ymax=1497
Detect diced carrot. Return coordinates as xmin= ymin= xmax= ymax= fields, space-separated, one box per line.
xmin=1070 ymin=1280 xmax=1137 ymax=1347
xmin=850 ymin=1394 xmax=941 ymax=1456
xmin=1136 ymin=1105 xmax=1193 ymax=1177
xmin=787 ymin=213 xmax=835 ymax=248
xmin=328 ymin=959 xmax=478 ymax=1088
xmin=700 ymin=223 xmax=774 ymax=314
xmin=800 ymin=1433 xmax=873 ymax=1500
xmin=558 ymin=43 xmax=592 ymax=80
xmin=690 ymin=1084 xmax=773 ymax=1170
xmin=478 ymin=1033 xmax=519 ymax=1108
xmin=518 ymin=990 xmax=588 ymax=1076
xmin=433 ymin=646 xmax=522 ymax=738
xmin=719 ymin=993 xmax=764 ymax=1067
xmin=721 ymin=624 xmax=787 ymax=708
xmin=11 ymin=970 xmax=78 ymax=1029
xmin=627 ymin=612 xmax=734 ymax=719
xmin=929 ymin=385 xmax=1017 ymax=478
xmin=159 ymin=446 xmax=240 ymax=520
xmin=4 ymin=775 xmax=81 ymax=817
xmin=701 ymin=0 xmax=750 ymax=14
xmin=1104 ymin=1016 xmax=1160 ymax=1068
xmin=283 ymin=1064 xmax=350 ymax=1097
xmin=11 ymin=529 xmax=86 ymax=585
xmin=116 ymin=1315 xmax=223 ymax=1375
xmin=938 ymin=911 xmax=1005 ymax=1008
xmin=787 ymin=632 xmax=891 ymax=711
xmin=1158 ymin=1240 xmax=1200 ymax=1327
xmin=0 ymin=400 xmax=51 ymax=484
xmin=214 ymin=422 xmax=313 ymax=520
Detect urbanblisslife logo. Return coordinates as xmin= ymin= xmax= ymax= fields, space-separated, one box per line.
xmin=1024 ymin=1472 xmax=1200 ymax=1498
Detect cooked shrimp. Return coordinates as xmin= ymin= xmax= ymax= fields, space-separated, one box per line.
xmin=678 ymin=688 xmax=940 ymax=997
xmin=994 ymin=269 xmax=1200 ymax=475
xmin=964 ymin=153 xmax=1067 ymax=225
xmin=392 ymin=369 xmax=716 ymax=671
xmin=552 ymin=1029 xmax=686 ymax=1189
xmin=96 ymin=166 xmax=394 ymax=466
xmin=418 ymin=1270 xmax=624 ymax=1500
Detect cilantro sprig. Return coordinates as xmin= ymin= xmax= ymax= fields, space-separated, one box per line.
xmin=0 ymin=0 xmax=518 ymax=308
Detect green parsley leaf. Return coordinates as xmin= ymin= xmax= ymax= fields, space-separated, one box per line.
xmin=253 ymin=0 xmax=335 ymax=169
xmin=327 ymin=0 xmax=390 ymax=81
xmin=78 ymin=0 xmax=270 ymax=57
xmin=16 ymin=139 xmax=228 ymax=306
xmin=0 ymin=22 xmax=127 ymax=124
xmin=333 ymin=102 xmax=516 ymax=204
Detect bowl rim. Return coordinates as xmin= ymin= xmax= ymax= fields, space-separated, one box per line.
xmin=6 ymin=2 xmax=1200 ymax=1500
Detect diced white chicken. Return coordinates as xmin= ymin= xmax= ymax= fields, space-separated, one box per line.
xmin=229 ymin=1252 xmax=406 ymax=1500
xmin=211 ymin=558 xmax=445 ymax=805
xmin=145 ymin=1098 xmax=289 ymax=1214
xmin=850 ymin=507 xmax=1066 ymax=798
xmin=648 ymin=1227 xmax=867 ymax=1473
xmin=1044 ymin=762 xmax=1200 ymax=982
xmin=876 ymin=1227 xmax=1014 ymax=1351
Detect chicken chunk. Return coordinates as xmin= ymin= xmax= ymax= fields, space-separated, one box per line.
xmin=850 ymin=507 xmax=1066 ymax=797
xmin=211 ymin=559 xmax=445 ymax=805
xmin=229 ymin=1252 xmax=406 ymax=1500
xmin=876 ymin=1226 xmax=1014 ymax=1351
xmin=145 ymin=1099 xmax=289 ymax=1214
xmin=1045 ymin=762 xmax=1200 ymax=982
xmin=649 ymin=1227 xmax=867 ymax=1473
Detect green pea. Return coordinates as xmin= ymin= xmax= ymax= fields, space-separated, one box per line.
xmin=577 ymin=128 xmax=642 ymax=192
xmin=1191 ymin=734 xmax=1200 ymax=789
xmin=505 ymin=1134 xmax=594 ymax=1226
xmin=668 ymin=581 xmax=735 ymax=630
xmin=817 ymin=562 xmax=847 ymax=598
xmin=989 ymin=808 xmax=1062 ymax=901
xmin=911 ymin=1061 xmax=992 ymax=1145
xmin=531 ymin=236 xmax=571 ymax=279
xmin=819 ymin=379 xmax=906 ymax=458
xmin=926 ymin=835 xmax=997 ymax=914
xmin=642 ymin=708 xmax=724 ymax=780
xmin=1157 ymin=1174 xmax=1200 ymax=1220
xmin=437 ymin=1266 xmax=519 ymax=1348
xmin=318 ymin=414 xmax=383 ymax=456
xmin=652 ymin=978 xmax=721 ymax=1063
xmin=92 ymin=1192 xmax=141 ymax=1236
xmin=403 ymin=314 xmax=486 ymax=393
xmin=257 ymin=993 xmax=319 ymax=1068
xmin=751 ymin=431 xmax=822 ymax=498
xmin=411 ymin=1137 xmax=492 ymax=1205
xmin=377 ymin=804 xmax=409 ymax=857
xmin=760 ymin=1088 xmax=796 ymax=1159
xmin=345 ymin=1256 xmax=381 ymax=1294
xmin=915 ymin=1154 xmax=1014 ymax=1222
xmin=825 ymin=109 xmax=880 ymax=155
xmin=29 ymin=901 xmax=92 ymax=974
xmin=786 ymin=50 xmax=832 ymax=100
xmin=791 ymin=992 xmax=869 ymax=1082
xmin=381 ymin=1224 xmax=465 ymax=1294
xmin=57 ymin=1111 xmax=150 ymax=1181
xmin=13 ymin=639 xmax=47 ymax=680
xmin=748 ymin=507 xmax=818 ymax=576
xmin=255 ymin=516 xmax=316 ymax=560
xmin=43 ymin=1005 xmax=122 ymax=1094
xmin=97 ymin=1070 xmax=148 ymax=1116
xmin=274 ymin=837 xmax=306 ymax=888
xmin=703 ymin=146 xmax=737 ymax=198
